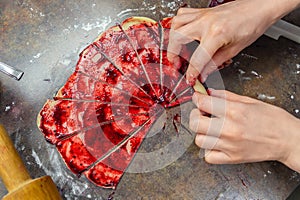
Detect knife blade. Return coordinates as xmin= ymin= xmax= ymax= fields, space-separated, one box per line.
xmin=0 ymin=61 xmax=24 ymax=81
xmin=264 ymin=19 xmax=300 ymax=44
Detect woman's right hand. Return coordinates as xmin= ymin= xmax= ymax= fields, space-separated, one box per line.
xmin=189 ymin=89 xmax=300 ymax=173
xmin=168 ymin=0 xmax=300 ymax=83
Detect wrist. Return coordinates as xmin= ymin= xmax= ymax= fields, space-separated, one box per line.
xmin=279 ymin=117 xmax=300 ymax=172
xmin=257 ymin=0 xmax=300 ymax=20
xmin=268 ymin=0 xmax=300 ymax=21
xmin=239 ymin=0 xmax=300 ymax=28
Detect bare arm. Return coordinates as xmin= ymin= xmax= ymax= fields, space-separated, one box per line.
xmin=168 ymin=0 xmax=300 ymax=83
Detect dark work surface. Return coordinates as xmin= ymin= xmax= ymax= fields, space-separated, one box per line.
xmin=0 ymin=0 xmax=299 ymax=199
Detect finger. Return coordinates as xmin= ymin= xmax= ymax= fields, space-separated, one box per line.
xmin=177 ymin=7 xmax=200 ymax=15
xmin=204 ymin=149 xmax=232 ymax=164
xmin=199 ymin=64 xmax=218 ymax=83
xmin=195 ymin=134 xmax=222 ymax=150
xmin=186 ymin=38 xmax=224 ymax=83
xmin=171 ymin=13 xmax=199 ymax=30
xmin=192 ymin=92 xmax=227 ymax=117
xmin=168 ymin=20 xmax=202 ymax=62
xmin=200 ymin=48 xmax=235 ymax=81
xmin=209 ymin=89 xmax=239 ymax=100
xmin=167 ymin=31 xmax=182 ymax=61
xmin=189 ymin=109 xmax=224 ymax=137
xmin=189 ymin=109 xmax=210 ymax=133
xmin=167 ymin=29 xmax=193 ymax=62
xmin=209 ymin=89 xmax=255 ymax=103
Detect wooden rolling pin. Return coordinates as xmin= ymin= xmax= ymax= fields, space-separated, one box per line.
xmin=0 ymin=125 xmax=62 ymax=200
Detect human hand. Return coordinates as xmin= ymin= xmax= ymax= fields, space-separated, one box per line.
xmin=189 ymin=89 xmax=300 ymax=172
xmin=168 ymin=0 xmax=300 ymax=83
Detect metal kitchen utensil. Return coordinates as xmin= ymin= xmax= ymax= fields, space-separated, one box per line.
xmin=0 ymin=61 xmax=24 ymax=81
xmin=265 ymin=19 xmax=300 ymax=44
xmin=287 ymin=184 xmax=300 ymax=200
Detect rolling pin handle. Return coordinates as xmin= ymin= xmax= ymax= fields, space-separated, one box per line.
xmin=0 ymin=125 xmax=31 ymax=192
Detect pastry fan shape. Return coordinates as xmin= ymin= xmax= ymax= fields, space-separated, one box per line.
xmin=37 ymin=16 xmax=207 ymax=189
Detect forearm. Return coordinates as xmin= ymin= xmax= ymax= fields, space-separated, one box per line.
xmin=280 ymin=117 xmax=300 ymax=173
xmin=172 ymin=0 xmax=300 ymax=82
xmin=261 ymin=0 xmax=300 ymax=22
xmin=235 ymin=0 xmax=300 ymax=22
xmin=231 ymin=0 xmax=300 ymax=28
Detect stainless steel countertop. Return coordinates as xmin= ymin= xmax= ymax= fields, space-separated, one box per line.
xmin=0 ymin=0 xmax=299 ymax=199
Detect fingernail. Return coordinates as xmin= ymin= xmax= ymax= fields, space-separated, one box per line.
xmin=185 ymin=72 xmax=191 ymax=84
xmin=189 ymin=117 xmax=197 ymax=131
xmin=189 ymin=109 xmax=200 ymax=131
xmin=207 ymin=88 xmax=214 ymax=95
xmin=186 ymin=73 xmax=196 ymax=85
xmin=167 ymin=54 xmax=175 ymax=63
xmin=200 ymin=74 xmax=208 ymax=83
xmin=186 ymin=78 xmax=190 ymax=85
xmin=192 ymin=92 xmax=199 ymax=105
